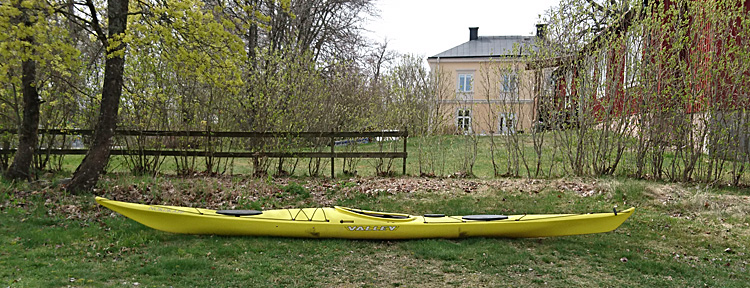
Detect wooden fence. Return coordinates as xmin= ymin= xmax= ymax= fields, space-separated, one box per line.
xmin=0 ymin=129 xmax=408 ymax=177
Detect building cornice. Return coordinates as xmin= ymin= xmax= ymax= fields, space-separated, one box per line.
xmin=427 ymin=56 xmax=528 ymax=64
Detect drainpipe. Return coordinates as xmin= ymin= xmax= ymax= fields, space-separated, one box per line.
xmin=435 ymin=57 xmax=441 ymax=134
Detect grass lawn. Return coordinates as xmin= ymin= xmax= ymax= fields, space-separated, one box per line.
xmin=1 ymin=175 xmax=748 ymax=287
xmin=46 ymin=134 xmax=750 ymax=187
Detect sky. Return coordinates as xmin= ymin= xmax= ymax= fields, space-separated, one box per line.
xmin=364 ymin=0 xmax=561 ymax=58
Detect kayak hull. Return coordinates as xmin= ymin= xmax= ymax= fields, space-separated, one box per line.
xmin=95 ymin=197 xmax=634 ymax=239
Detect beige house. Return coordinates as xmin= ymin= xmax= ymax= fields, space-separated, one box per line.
xmin=427 ymin=26 xmax=545 ymax=134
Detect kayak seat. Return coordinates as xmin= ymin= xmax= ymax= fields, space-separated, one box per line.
xmin=424 ymin=214 xmax=446 ymax=217
xmin=216 ymin=210 xmax=263 ymax=217
xmin=462 ymin=215 xmax=509 ymax=221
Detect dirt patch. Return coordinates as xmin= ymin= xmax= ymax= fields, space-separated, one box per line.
xmin=643 ymin=183 xmax=750 ymax=240
xmin=645 ymin=184 xmax=750 ymax=215
xmin=687 ymin=192 xmax=750 ymax=213
xmin=644 ymin=184 xmax=686 ymax=205
xmin=552 ymin=178 xmax=613 ymax=197
xmin=351 ymin=178 xmax=484 ymax=195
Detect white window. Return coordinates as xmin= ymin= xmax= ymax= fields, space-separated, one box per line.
xmin=546 ymin=71 xmax=556 ymax=99
xmin=498 ymin=112 xmax=516 ymax=134
xmin=501 ymin=73 xmax=518 ymax=93
xmin=565 ymin=70 xmax=573 ymax=101
xmin=624 ymin=27 xmax=643 ymax=88
xmin=597 ymin=52 xmax=607 ymax=99
xmin=457 ymin=108 xmax=472 ymax=132
xmin=458 ymin=73 xmax=473 ymax=92
xmin=589 ymin=53 xmax=606 ymax=100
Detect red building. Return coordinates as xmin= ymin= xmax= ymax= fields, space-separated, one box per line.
xmin=537 ymin=0 xmax=748 ymax=157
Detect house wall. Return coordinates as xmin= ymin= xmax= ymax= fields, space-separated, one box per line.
xmin=710 ymin=110 xmax=750 ymax=160
xmin=428 ymin=58 xmax=537 ymax=134
xmin=546 ymin=0 xmax=749 ymax=157
xmin=551 ymin=1 xmax=748 ymax=114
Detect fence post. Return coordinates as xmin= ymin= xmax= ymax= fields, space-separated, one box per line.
xmin=402 ymin=128 xmax=407 ymax=175
xmin=330 ymin=134 xmax=335 ymax=179
xmin=206 ymin=125 xmax=212 ymax=172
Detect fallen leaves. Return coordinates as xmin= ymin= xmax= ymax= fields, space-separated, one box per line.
xmin=7 ymin=175 xmax=626 ymax=221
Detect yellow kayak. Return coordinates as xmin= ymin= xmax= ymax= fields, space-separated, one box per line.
xmin=95 ymin=197 xmax=634 ymax=239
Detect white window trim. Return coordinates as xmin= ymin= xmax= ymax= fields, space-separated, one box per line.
xmin=500 ymin=72 xmax=518 ymax=94
xmin=565 ymin=70 xmax=573 ymax=106
xmin=457 ymin=71 xmax=475 ymax=93
xmin=456 ymin=108 xmax=472 ymax=132
xmin=498 ymin=112 xmax=516 ymax=134
xmin=597 ymin=51 xmax=607 ymax=100
xmin=624 ymin=28 xmax=643 ymax=89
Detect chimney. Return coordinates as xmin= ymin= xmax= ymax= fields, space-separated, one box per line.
xmin=469 ymin=27 xmax=478 ymax=41
xmin=536 ymin=24 xmax=547 ymax=39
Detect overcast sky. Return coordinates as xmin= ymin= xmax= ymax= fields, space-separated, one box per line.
xmin=365 ymin=0 xmax=561 ymax=58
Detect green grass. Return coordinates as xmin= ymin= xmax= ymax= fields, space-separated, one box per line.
xmin=2 ymin=135 xmax=748 ymax=286
xmin=2 ymin=176 xmax=748 ymax=287
xmin=46 ymin=134 xmax=749 ymax=187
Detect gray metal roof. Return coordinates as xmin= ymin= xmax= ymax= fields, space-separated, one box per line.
xmin=428 ymin=36 xmax=538 ymax=59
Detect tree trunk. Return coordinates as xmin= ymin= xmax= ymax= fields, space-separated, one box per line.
xmin=5 ymin=9 xmax=40 ymax=181
xmin=66 ymin=0 xmax=129 ymax=193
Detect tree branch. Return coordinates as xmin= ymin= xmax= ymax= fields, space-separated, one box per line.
xmin=84 ymin=0 xmax=107 ymax=46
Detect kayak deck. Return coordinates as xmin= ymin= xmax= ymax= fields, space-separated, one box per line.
xmin=95 ymin=197 xmax=635 ymax=239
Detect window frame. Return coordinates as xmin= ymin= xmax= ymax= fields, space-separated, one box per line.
xmin=498 ymin=112 xmax=516 ymax=134
xmin=456 ymin=108 xmax=472 ymax=132
xmin=501 ymin=72 xmax=518 ymax=94
xmin=596 ymin=51 xmax=607 ymax=100
xmin=457 ymin=72 xmax=474 ymax=93
xmin=624 ymin=27 xmax=643 ymax=89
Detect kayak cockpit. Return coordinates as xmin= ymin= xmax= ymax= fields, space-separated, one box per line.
xmin=216 ymin=210 xmax=263 ymax=217
xmin=334 ymin=206 xmax=415 ymax=221
xmin=462 ymin=214 xmax=509 ymax=221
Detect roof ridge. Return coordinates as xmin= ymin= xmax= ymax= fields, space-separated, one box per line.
xmin=479 ymin=35 xmax=533 ymax=38
xmin=429 ymin=36 xmax=539 ymax=59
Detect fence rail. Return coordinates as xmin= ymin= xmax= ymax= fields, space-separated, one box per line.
xmin=0 ymin=129 xmax=407 ymax=138
xmin=0 ymin=149 xmax=406 ymax=159
xmin=0 ymin=129 xmax=409 ymax=177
